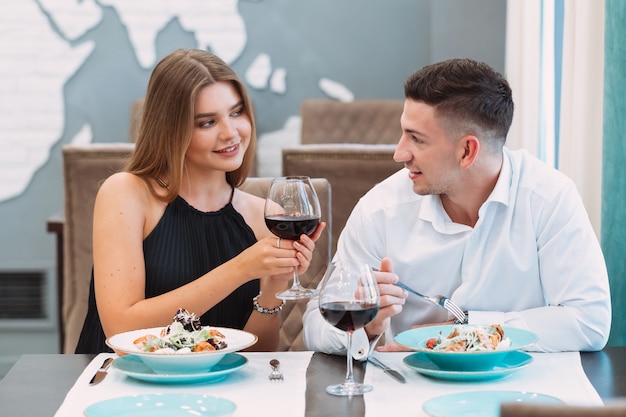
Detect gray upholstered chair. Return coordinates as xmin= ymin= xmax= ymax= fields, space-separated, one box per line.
xmin=59 ymin=143 xmax=331 ymax=353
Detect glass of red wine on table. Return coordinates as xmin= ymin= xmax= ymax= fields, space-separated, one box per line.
xmin=318 ymin=261 xmax=381 ymax=396
xmin=264 ymin=176 xmax=321 ymax=300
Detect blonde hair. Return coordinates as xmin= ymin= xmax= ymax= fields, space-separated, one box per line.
xmin=126 ymin=49 xmax=256 ymax=201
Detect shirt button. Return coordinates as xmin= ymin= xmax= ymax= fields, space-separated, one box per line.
xmin=358 ymin=348 xmax=365 ymax=356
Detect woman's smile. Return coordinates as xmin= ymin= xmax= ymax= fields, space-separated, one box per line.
xmin=215 ymin=143 xmax=240 ymax=155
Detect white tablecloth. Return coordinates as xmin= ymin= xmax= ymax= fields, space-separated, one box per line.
xmin=363 ymin=352 xmax=603 ymax=416
xmin=53 ymin=351 xmax=604 ymax=417
xmin=54 ymin=351 xmax=313 ymax=417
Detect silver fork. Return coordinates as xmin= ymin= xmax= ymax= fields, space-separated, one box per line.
xmin=268 ymin=358 xmax=283 ymax=381
xmin=395 ymin=281 xmax=466 ymax=323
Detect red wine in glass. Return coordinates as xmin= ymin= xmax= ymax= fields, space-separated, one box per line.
xmin=319 ymin=302 xmax=379 ymax=332
xmin=264 ymin=176 xmax=322 ymax=300
xmin=265 ymin=215 xmax=320 ymax=240
xmin=318 ymin=261 xmax=380 ymax=396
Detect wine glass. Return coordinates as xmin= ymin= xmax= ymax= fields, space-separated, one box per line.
xmin=318 ymin=261 xmax=380 ymax=396
xmin=264 ymin=176 xmax=321 ymax=300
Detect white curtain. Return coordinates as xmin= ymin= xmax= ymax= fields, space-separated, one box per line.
xmin=505 ymin=0 xmax=542 ymax=155
xmin=557 ymin=0 xmax=604 ymax=237
xmin=505 ymin=0 xmax=605 ymax=236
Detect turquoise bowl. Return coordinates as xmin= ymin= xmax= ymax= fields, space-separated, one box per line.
xmin=394 ymin=325 xmax=537 ymax=372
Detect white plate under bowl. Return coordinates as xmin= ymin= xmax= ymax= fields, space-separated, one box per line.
xmin=106 ymin=326 xmax=257 ymax=374
xmin=394 ymin=325 xmax=537 ymax=372
xmin=112 ymin=353 xmax=247 ymax=384
xmin=423 ymin=390 xmax=563 ymax=417
xmin=85 ymin=393 xmax=236 ymax=417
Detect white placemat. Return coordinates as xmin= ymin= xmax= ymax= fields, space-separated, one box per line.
xmin=363 ymin=352 xmax=603 ymax=416
xmin=54 ymin=351 xmax=313 ymax=417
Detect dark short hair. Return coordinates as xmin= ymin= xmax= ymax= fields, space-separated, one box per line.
xmin=404 ymin=58 xmax=513 ymax=147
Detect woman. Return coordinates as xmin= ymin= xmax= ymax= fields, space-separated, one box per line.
xmin=76 ymin=49 xmax=325 ymax=353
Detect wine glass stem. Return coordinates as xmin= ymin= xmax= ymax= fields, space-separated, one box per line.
xmin=290 ymin=268 xmax=302 ymax=290
xmin=344 ymin=331 xmax=355 ymax=385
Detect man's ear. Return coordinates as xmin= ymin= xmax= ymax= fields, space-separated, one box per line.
xmin=459 ymin=135 xmax=480 ymax=169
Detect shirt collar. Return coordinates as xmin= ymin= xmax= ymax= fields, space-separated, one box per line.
xmin=420 ymin=194 xmax=470 ymax=233
xmin=485 ymin=147 xmax=512 ymax=207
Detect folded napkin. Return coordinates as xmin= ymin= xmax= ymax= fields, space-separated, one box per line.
xmin=363 ymin=352 xmax=602 ymax=417
xmin=54 ymin=351 xmax=313 ymax=417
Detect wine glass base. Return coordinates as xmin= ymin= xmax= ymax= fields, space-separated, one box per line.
xmin=275 ymin=287 xmax=318 ymax=300
xmin=325 ymin=382 xmax=373 ymax=396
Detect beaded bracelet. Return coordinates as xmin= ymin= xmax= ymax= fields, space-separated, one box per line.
xmin=252 ymin=293 xmax=286 ymax=315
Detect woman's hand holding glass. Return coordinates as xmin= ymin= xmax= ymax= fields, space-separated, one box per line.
xmin=234 ymin=235 xmax=310 ymax=282
xmin=264 ymin=176 xmax=322 ymax=300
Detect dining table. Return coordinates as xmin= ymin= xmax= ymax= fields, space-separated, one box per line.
xmin=1 ymin=347 xmax=625 ymax=417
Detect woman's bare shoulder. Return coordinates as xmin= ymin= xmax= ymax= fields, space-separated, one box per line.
xmin=98 ymin=172 xmax=148 ymax=196
xmin=95 ymin=172 xmax=155 ymax=210
xmin=100 ymin=171 xmax=143 ymax=189
xmin=94 ymin=173 xmax=168 ymax=237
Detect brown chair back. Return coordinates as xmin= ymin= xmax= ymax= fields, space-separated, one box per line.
xmin=300 ymin=99 xmax=404 ymax=145
xmin=62 ymin=143 xmax=135 ymax=353
xmin=283 ymin=144 xmax=401 ymax=254
xmin=128 ymin=99 xmax=144 ymax=142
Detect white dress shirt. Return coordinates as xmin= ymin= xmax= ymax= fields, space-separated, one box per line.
xmin=303 ymin=147 xmax=611 ymax=357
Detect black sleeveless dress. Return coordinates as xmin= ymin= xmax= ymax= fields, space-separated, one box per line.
xmin=75 ymin=195 xmax=259 ymax=354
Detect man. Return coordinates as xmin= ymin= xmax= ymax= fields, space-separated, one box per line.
xmin=303 ymin=58 xmax=611 ymax=357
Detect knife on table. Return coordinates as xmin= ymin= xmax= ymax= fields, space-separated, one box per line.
xmin=367 ymin=356 xmax=406 ymax=383
xmin=89 ymin=357 xmax=114 ymax=385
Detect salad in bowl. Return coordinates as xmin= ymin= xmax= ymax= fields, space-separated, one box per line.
xmin=107 ymin=308 xmax=257 ymax=374
xmin=395 ymin=324 xmax=537 ymax=372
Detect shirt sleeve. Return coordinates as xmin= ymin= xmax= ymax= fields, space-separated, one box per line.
xmin=529 ymin=180 xmax=610 ymax=351
xmin=469 ymin=179 xmax=611 ymax=352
